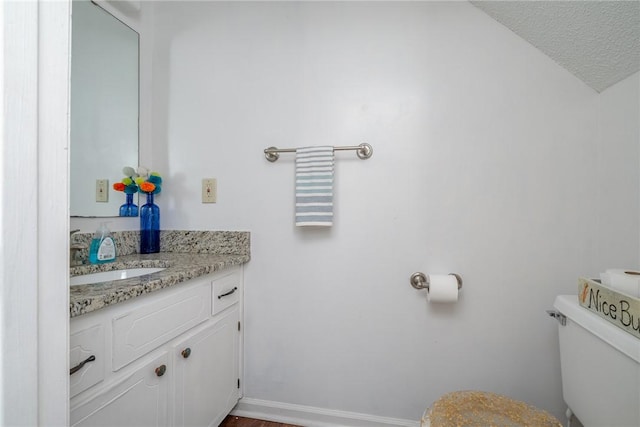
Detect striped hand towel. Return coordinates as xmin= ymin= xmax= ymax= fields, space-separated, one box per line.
xmin=295 ymin=146 xmax=334 ymax=226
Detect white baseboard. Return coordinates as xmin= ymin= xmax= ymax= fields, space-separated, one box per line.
xmin=230 ymin=397 xmax=421 ymax=427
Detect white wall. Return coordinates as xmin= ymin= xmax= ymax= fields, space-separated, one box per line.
xmin=149 ymin=1 xmax=639 ymax=423
xmin=596 ymin=72 xmax=640 ymax=266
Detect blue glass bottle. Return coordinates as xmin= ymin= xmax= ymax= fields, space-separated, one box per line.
xmin=140 ymin=193 xmax=160 ymax=253
xmin=119 ymin=193 xmax=138 ymax=217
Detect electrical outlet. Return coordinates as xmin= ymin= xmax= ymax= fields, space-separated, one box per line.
xmin=96 ymin=179 xmax=109 ymax=202
xmin=202 ymin=178 xmax=217 ymax=203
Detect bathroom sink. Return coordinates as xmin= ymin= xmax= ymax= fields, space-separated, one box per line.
xmin=70 ymin=267 xmax=166 ymax=286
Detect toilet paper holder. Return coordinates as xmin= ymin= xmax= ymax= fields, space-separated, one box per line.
xmin=410 ymin=272 xmax=463 ymax=291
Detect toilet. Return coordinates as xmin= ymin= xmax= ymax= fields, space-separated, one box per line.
xmin=552 ymin=294 xmax=639 ymax=426
xmin=420 ymin=294 xmax=640 ymax=427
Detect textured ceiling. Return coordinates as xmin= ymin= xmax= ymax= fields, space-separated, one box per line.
xmin=471 ymin=1 xmax=640 ymax=92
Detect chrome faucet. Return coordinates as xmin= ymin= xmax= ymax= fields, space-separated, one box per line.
xmin=70 ymin=229 xmax=88 ymax=266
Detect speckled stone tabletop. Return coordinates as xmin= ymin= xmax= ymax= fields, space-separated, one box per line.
xmin=70 ymin=231 xmax=250 ymax=318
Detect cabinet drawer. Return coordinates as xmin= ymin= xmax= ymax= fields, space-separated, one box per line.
xmin=212 ymin=271 xmax=240 ymax=315
xmin=112 ymin=280 xmax=211 ymax=371
xmin=70 ymin=324 xmax=104 ymax=398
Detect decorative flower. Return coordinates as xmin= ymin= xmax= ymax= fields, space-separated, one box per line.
xmin=112 ymin=167 xmax=162 ymax=195
xmin=112 ymin=167 xmax=140 ymax=194
xmin=139 ymin=182 xmax=156 ymax=193
xmin=137 ymin=171 xmax=162 ymax=194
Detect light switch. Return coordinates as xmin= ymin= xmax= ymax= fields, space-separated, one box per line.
xmin=202 ymin=178 xmax=217 ymax=203
xmin=96 ymin=179 xmax=109 ymax=202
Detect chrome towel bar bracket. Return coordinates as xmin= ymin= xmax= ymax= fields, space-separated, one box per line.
xmin=264 ymin=143 xmax=373 ymax=162
xmin=410 ymin=272 xmax=463 ymax=291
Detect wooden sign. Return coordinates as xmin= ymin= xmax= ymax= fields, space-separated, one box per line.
xmin=578 ymin=278 xmax=640 ymax=340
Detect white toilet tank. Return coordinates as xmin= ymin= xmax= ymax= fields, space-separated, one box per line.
xmin=553 ymin=295 xmax=640 ymax=427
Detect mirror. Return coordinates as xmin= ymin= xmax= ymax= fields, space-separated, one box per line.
xmin=70 ymin=0 xmax=139 ymax=217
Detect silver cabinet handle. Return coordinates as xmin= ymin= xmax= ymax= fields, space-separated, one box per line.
xmin=217 ymin=287 xmax=237 ymax=299
xmin=70 ymin=355 xmax=95 ymax=375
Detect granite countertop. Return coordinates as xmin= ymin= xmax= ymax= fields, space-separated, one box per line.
xmin=69 ymin=230 xmax=250 ymax=318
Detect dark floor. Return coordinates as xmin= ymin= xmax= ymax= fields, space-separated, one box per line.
xmin=219 ymin=415 xmax=302 ymax=427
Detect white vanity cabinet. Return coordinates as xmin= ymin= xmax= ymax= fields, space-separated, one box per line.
xmin=70 ymin=266 xmax=243 ymax=427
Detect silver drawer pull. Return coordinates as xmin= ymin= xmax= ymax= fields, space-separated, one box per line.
xmin=218 ymin=287 xmax=237 ymax=299
xmin=70 ymin=355 xmax=96 ymax=375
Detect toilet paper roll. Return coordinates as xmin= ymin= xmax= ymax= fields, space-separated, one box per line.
xmin=427 ymin=274 xmax=459 ymax=303
xmin=600 ymin=269 xmax=640 ymax=297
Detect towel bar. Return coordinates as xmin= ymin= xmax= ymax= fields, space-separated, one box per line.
xmin=264 ymin=143 xmax=373 ymax=162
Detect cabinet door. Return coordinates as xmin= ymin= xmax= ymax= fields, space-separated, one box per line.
xmin=71 ymin=352 xmax=169 ymax=427
xmin=70 ymin=323 xmax=104 ymax=398
xmin=172 ymin=305 xmax=240 ymax=427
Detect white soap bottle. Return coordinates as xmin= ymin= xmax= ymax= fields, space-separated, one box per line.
xmin=89 ymin=222 xmax=116 ymax=264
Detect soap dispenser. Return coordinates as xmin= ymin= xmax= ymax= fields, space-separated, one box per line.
xmin=89 ymin=222 xmax=116 ymax=264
